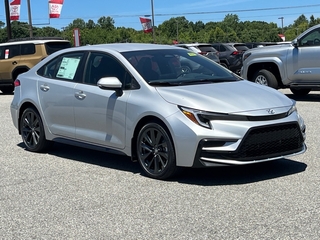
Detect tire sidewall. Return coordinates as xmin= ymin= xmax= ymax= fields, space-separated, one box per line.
xmin=136 ymin=121 xmax=177 ymax=180
xmin=20 ymin=107 xmax=48 ymax=152
xmin=253 ymin=69 xmax=278 ymax=89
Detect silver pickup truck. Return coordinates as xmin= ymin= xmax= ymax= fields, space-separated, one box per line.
xmin=241 ymin=24 xmax=320 ymax=96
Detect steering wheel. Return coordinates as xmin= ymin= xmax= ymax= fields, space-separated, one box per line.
xmin=314 ymin=38 xmax=320 ymax=44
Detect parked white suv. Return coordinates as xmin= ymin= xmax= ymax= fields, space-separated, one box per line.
xmin=241 ymin=24 xmax=320 ymax=96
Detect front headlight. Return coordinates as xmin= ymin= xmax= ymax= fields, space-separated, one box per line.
xmin=243 ymin=52 xmax=251 ymax=62
xmin=287 ymin=103 xmax=305 ymax=133
xmin=287 ymin=104 xmax=297 ymax=116
xmin=179 ymin=106 xmax=212 ymax=129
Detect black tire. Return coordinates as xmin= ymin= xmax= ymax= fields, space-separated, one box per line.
xmin=0 ymin=86 xmax=14 ymax=94
xmin=252 ymin=69 xmax=278 ymax=89
xmin=136 ymin=121 xmax=177 ymax=180
xmin=20 ymin=107 xmax=51 ymax=152
xmin=290 ymin=88 xmax=311 ymax=96
xmin=220 ymin=63 xmax=228 ymax=69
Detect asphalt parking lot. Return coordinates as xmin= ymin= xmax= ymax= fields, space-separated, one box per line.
xmin=1 ymin=89 xmax=319 ymax=240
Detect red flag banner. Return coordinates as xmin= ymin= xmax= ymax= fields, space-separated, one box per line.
xmin=10 ymin=0 xmax=21 ymax=21
xmin=139 ymin=17 xmax=153 ymax=33
xmin=278 ymin=34 xmax=286 ymax=41
xmin=49 ymin=0 xmax=64 ymax=18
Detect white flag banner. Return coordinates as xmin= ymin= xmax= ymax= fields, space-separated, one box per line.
xmin=10 ymin=0 xmax=21 ymax=21
xmin=49 ymin=0 xmax=64 ymax=18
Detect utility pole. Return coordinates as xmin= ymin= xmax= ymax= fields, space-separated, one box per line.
xmin=278 ymin=17 xmax=284 ymax=34
xmin=27 ymin=0 xmax=33 ymax=37
xmin=4 ymin=0 xmax=12 ymax=40
xmin=176 ymin=20 xmax=179 ymax=42
xmin=151 ymin=0 xmax=155 ymax=43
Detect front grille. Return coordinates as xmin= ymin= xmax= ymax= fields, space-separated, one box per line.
xmin=200 ymin=122 xmax=304 ymax=161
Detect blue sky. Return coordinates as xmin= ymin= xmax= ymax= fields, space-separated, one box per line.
xmin=1 ymin=0 xmax=320 ymax=30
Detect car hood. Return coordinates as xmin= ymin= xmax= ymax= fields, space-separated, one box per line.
xmin=156 ymin=80 xmax=293 ymax=115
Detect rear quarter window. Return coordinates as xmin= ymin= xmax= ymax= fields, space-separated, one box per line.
xmin=21 ymin=44 xmax=36 ymax=55
xmin=44 ymin=42 xmax=72 ymax=55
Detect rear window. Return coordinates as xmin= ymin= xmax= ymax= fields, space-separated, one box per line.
xmin=45 ymin=41 xmax=72 ymax=55
xmin=233 ymin=44 xmax=249 ymax=51
xmin=198 ymin=45 xmax=218 ymax=53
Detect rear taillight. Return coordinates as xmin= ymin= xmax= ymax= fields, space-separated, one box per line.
xmin=231 ymin=51 xmax=241 ymax=55
xmin=14 ymin=79 xmax=21 ymax=87
xmin=199 ymin=52 xmax=206 ymax=55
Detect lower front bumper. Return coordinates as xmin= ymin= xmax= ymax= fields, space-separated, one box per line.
xmin=192 ymin=121 xmax=306 ymax=167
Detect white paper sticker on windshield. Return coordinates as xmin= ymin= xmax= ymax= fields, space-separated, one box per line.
xmin=56 ymin=57 xmax=80 ymax=80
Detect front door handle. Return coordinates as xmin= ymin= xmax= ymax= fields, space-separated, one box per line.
xmin=75 ymin=91 xmax=86 ymax=100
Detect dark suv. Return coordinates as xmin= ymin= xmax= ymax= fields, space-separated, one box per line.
xmin=212 ymin=43 xmax=249 ymax=74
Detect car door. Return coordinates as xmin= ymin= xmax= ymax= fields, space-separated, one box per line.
xmin=287 ymin=27 xmax=320 ymax=83
xmin=37 ymin=51 xmax=86 ymax=139
xmin=73 ymin=52 xmax=130 ymax=149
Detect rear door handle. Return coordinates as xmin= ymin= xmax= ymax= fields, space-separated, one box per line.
xmin=40 ymin=84 xmax=50 ymax=92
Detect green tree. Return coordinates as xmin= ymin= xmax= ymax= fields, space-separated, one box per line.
xmin=11 ymin=21 xmax=30 ymax=39
xmin=86 ymin=19 xmax=96 ymax=29
xmin=35 ymin=26 xmax=61 ymax=37
xmin=97 ymin=16 xmax=115 ymax=31
xmin=0 ymin=21 xmax=5 ymax=28
xmin=293 ymin=14 xmax=308 ymax=28
xmin=65 ymin=18 xmax=86 ymax=30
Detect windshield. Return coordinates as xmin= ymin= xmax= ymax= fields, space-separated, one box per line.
xmin=121 ymin=48 xmax=240 ymax=86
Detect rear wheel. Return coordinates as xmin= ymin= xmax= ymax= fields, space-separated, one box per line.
xmin=136 ymin=121 xmax=177 ymax=180
xmin=253 ymin=69 xmax=278 ymax=89
xmin=290 ymin=88 xmax=311 ymax=96
xmin=20 ymin=107 xmax=51 ymax=152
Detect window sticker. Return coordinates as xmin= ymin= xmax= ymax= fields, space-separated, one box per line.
xmin=56 ymin=57 xmax=81 ymax=80
xmin=187 ymin=52 xmax=197 ymax=56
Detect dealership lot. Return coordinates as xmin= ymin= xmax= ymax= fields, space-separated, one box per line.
xmin=1 ymin=90 xmax=319 ymax=239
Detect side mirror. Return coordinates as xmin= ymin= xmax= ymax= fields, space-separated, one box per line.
xmin=292 ymin=39 xmax=298 ymax=48
xmin=97 ymin=77 xmax=123 ymax=96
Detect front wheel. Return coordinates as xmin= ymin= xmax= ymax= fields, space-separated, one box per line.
xmin=252 ymin=69 xmax=278 ymax=89
xmin=136 ymin=121 xmax=177 ymax=180
xmin=20 ymin=107 xmax=51 ymax=152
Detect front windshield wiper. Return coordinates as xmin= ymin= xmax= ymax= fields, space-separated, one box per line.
xmin=148 ymin=78 xmax=240 ymax=86
xmin=148 ymin=81 xmax=178 ymax=86
xmin=180 ymin=78 xmax=239 ymax=85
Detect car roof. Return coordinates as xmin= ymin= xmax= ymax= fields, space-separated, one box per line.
xmin=0 ymin=38 xmax=70 ymax=46
xmin=61 ymin=43 xmax=181 ymax=53
xmin=175 ymin=43 xmax=212 ymax=47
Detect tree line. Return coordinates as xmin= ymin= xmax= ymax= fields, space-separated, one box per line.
xmin=0 ymin=14 xmax=320 ymax=46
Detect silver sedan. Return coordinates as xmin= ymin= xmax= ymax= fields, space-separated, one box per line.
xmin=10 ymin=43 xmax=306 ymax=179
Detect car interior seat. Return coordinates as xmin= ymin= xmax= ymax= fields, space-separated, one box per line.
xmin=137 ymin=57 xmax=159 ymax=81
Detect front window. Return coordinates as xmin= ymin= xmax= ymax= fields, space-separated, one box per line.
xmin=122 ymin=48 xmax=240 ymax=86
xmin=300 ymin=28 xmax=320 ymax=46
